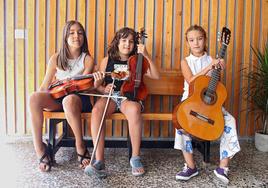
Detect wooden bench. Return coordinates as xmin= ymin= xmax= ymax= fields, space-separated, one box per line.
xmin=43 ymin=71 xmax=210 ymax=163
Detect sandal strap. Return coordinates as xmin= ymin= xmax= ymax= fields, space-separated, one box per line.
xmin=77 ymin=149 xmax=90 ymax=164
xmin=39 ymin=144 xmax=52 ymax=171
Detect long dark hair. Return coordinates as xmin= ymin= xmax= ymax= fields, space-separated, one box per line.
xmin=57 ymin=20 xmax=90 ymax=70
xmin=185 ymin=24 xmax=207 ymax=52
xmin=108 ymin=27 xmax=138 ymax=60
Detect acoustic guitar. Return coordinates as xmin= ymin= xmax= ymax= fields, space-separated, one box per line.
xmin=173 ymin=27 xmax=231 ymax=141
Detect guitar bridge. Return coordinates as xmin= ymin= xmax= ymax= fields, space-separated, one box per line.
xmin=190 ymin=110 xmax=214 ymax=125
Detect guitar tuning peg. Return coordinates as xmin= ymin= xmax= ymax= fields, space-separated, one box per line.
xmin=217 ymin=31 xmax=221 ymax=41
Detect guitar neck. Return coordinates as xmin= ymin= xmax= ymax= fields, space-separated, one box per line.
xmin=207 ymin=43 xmax=228 ymax=94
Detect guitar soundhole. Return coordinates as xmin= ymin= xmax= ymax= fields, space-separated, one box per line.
xmin=201 ymin=88 xmax=217 ymax=105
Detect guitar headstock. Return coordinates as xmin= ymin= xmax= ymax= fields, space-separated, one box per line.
xmin=136 ymin=27 xmax=147 ymax=44
xmin=220 ymin=27 xmax=231 ymax=45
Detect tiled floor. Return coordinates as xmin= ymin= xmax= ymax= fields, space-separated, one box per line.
xmin=0 ymin=136 xmax=268 ymax=188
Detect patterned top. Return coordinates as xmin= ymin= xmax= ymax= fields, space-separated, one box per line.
xmin=105 ymin=58 xmax=128 ymax=92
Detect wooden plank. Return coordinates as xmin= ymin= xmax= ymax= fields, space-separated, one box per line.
xmin=0 ymin=0 xmax=6 ymax=134
xmin=143 ymin=0 xmax=155 ymax=138
xmin=183 ymin=0 xmax=191 ymax=57
xmin=261 ymin=0 xmax=268 ymax=48
xmin=105 ymin=0 xmax=115 ymax=137
xmin=225 ymin=0 xmax=235 ymax=113
xmin=68 ymin=0 xmax=76 ymax=21
xmin=136 ymin=0 xmax=144 ymax=30
xmin=250 ymin=0 xmax=260 ymax=133
xmin=240 ymin=0 xmax=252 ymax=136
xmin=162 ymin=96 xmax=169 ymax=137
xmin=209 ymin=0 xmax=218 ymax=58
xmin=218 ymin=0 xmax=227 ymax=85
xmin=78 ymin=0 xmax=86 ymax=26
xmin=233 ymin=0 xmax=244 ymax=133
xmin=58 ymin=0 xmax=66 ymax=52
xmin=152 ymin=96 xmax=160 ymax=137
xmin=38 ymin=0 xmax=46 ymax=87
xmin=153 ymin=0 xmax=164 ymax=138
xmin=87 ymin=0 xmax=96 ymax=58
xmin=164 ymin=0 xmax=172 ymax=70
xmin=43 ymin=111 xmax=174 ymax=121
xmin=192 ymin=0 xmax=200 ymax=25
xmin=6 ymin=0 xmax=15 ymax=134
xmin=201 ymin=0 xmax=209 ymax=35
xmin=173 ymin=0 xmax=182 ymax=70
xmin=126 ymin=0 xmax=135 ymax=28
xmin=96 ymin=0 xmax=105 ymax=65
xmin=162 ymin=0 xmax=173 ymax=137
xmin=48 ymin=0 xmax=56 ymax=58
xmin=107 ymin=0 xmax=115 ymax=45
xmin=16 ymin=0 xmax=26 ymax=134
xmin=117 ymin=0 xmax=125 ymax=29
xmin=27 ymin=0 xmax=36 ymax=133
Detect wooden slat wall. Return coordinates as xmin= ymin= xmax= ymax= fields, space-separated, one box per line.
xmin=1 ymin=0 xmax=268 ymax=138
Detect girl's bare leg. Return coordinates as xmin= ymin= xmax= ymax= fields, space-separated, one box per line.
xmin=120 ymin=100 xmax=142 ymax=157
xmin=182 ymin=152 xmax=195 ymax=169
xmin=29 ymin=91 xmax=62 ymax=171
xmin=62 ymin=94 xmax=89 ymax=167
xmin=90 ymin=98 xmax=116 ymax=161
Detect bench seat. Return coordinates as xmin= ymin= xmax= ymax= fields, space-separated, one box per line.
xmin=43 ymin=71 xmax=210 ymax=164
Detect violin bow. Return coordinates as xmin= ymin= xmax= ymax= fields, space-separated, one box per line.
xmin=85 ymin=78 xmax=115 ymax=178
xmin=79 ymin=92 xmax=127 ymax=99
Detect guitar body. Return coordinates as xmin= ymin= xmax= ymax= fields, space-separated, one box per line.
xmin=175 ymin=75 xmax=227 ymax=140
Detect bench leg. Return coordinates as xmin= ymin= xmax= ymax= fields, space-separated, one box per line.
xmin=193 ymin=139 xmax=210 ymax=163
xmin=203 ymin=141 xmax=210 ymax=163
xmin=48 ymin=119 xmax=56 ymax=164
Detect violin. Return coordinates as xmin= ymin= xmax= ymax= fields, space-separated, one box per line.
xmin=48 ymin=71 xmax=128 ymax=99
xmin=121 ymin=28 xmax=150 ymax=101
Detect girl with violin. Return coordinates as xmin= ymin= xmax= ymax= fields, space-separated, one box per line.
xmin=84 ymin=27 xmax=159 ymax=177
xmin=29 ymin=20 xmax=104 ymax=172
xmin=174 ymin=25 xmax=240 ymax=184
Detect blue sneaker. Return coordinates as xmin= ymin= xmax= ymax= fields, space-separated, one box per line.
xmin=84 ymin=160 xmax=107 ymax=179
xmin=176 ymin=163 xmax=199 ymax=181
xmin=214 ymin=167 xmax=229 ymax=184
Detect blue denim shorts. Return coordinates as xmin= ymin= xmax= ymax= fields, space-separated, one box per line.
xmin=55 ymin=94 xmax=92 ymax=112
xmin=111 ymin=91 xmax=144 ymax=112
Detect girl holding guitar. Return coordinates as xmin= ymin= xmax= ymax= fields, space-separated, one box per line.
xmin=84 ymin=27 xmax=159 ymax=177
xmin=29 ymin=20 xmax=104 ymax=172
xmin=174 ymin=25 xmax=240 ymax=184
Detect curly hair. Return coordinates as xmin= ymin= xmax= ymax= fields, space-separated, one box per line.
xmin=108 ymin=27 xmax=138 ymax=60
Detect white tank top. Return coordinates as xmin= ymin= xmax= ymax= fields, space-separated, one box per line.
xmin=55 ymin=52 xmax=87 ymax=80
xmin=181 ymin=53 xmax=212 ymax=101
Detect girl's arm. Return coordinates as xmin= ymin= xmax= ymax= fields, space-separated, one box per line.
xmin=138 ymin=44 xmax=160 ymax=79
xmin=39 ymin=54 xmax=58 ymax=91
xmin=82 ymin=55 xmax=95 ymax=75
xmin=181 ymin=58 xmax=225 ymax=84
xmin=94 ymin=57 xmax=109 ymax=93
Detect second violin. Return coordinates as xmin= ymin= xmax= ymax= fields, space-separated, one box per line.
xmin=121 ymin=28 xmax=150 ymax=101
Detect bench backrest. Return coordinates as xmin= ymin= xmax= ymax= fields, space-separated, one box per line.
xmin=145 ymin=71 xmax=183 ymax=96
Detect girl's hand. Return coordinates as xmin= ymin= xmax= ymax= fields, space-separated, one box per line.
xmin=93 ymin=71 xmax=105 ymax=88
xmin=137 ymin=44 xmax=149 ymax=58
xmin=104 ymin=83 xmax=114 ymax=94
xmin=210 ymin=58 xmax=225 ymax=70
